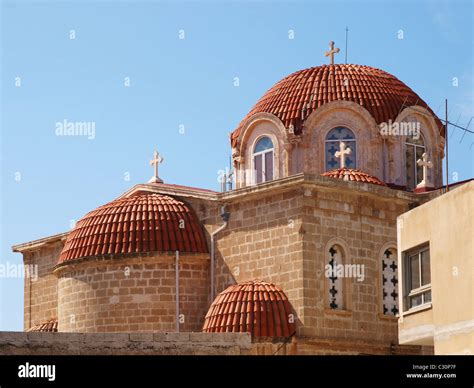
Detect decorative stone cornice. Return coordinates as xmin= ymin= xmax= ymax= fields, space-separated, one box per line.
xmin=236 ymin=112 xmax=287 ymax=154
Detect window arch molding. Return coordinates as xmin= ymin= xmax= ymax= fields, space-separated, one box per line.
xmin=396 ymin=107 xmax=442 ymax=188
xmin=235 ymin=113 xmax=288 ymax=189
xmin=236 ymin=112 xmax=287 ymax=156
xmin=396 ymin=106 xmax=441 ymax=153
xmin=302 ymin=101 xmax=379 ymax=176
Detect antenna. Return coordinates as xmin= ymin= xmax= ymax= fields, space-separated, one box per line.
xmin=399 ymin=99 xmax=474 ymax=135
xmin=400 ymin=98 xmax=473 ymax=192
xmin=227 ymin=154 xmax=234 ymax=191
xmin=445 ymin=99 xmax=449 ymax=192
xmin=345 ymin=27 xmax=349 ymax=64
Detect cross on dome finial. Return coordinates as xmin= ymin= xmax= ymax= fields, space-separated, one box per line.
xmin=148 ymin=150 xmax=164 ymax=183
xmin=325 ymin=41 xmax=340 ymax=65
xmin=335 ymin=141 xmax=352 ymax=169
xmin=416 ymin=152 xmax=433 ymax=188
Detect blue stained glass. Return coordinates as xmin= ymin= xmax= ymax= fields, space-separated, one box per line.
xmin=326 ymin=127 xmax=355 ymax=141
xmin=325 ymin=127 xmax=356 ymax=170
xmin=254 ymin=136 xmax=274 ymax=153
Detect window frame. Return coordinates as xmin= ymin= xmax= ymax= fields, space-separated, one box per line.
xmin=403 ymin=244 xmax=431 ymax=311
xmin=324 ymin=127 xmax=357 ymax=171
xmin=252 ymin=136 xmax=275 ymax=184
xmin=405 ymin=134 xmax=426 ymax=190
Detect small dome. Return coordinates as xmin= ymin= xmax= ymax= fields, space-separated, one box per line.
xmin=203 ymin=280 xmax=296 ymax=337
xmin=27 ymin=318 xmax=58 ymax=332
xmin=59 ymin=192 xmax=208 ymax=264
xmin=231 ymin=64 xmax=443 ymax=147
xmin=322 ymin=168 xmax=386 ymax=186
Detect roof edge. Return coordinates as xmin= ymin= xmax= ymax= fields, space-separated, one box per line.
xmin=118 ymin=183 xmax=219 ymax=201
xmin=12 ymin=232 xmax=69 ymax=253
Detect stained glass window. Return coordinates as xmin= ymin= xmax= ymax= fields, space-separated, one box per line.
xmin=325 ymin=127 xmax=356 ymax=170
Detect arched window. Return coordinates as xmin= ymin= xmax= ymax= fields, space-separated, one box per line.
xmin=253 ymin=136 xmax=274 ymax=184
xmin=381 ymin=248 xmax=399 ymax=316
xmin=405 ymin=134 xmax=425 ymax=190
xmin=325 ymin=127 xmax=356 ymax=170
xmin=327 ymin=245 xmax=345 ymax=310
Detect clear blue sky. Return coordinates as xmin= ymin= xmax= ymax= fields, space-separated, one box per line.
xmin=1 ymin=0 xmax=472 ymax=330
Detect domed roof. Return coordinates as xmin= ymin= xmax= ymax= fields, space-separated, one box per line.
xmin=27 ymin=318 xmax=58 ymax=332
xmin=231 ymin=64 xmax=443 ymax=147
xmin=322 ymin=167 xmax=386 ymax=186
xmin=202 ymin=280 xmax=296 ymax=337
xmin=58 ymin=192 xmax=208 ymax=264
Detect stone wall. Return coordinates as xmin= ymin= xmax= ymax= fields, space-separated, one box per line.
xmin=56 ymin=253 xmax=209 ymax=333
xmin=290 ymin=337 xmax=433 ymax=355
xmin=213 ymin=187 xmax=305 ymax=326
xmin=300 ymin=183 xmax=410 ymax=343
xmin=23 ymin=241 xmax=64 ymax=330
xmin=0 ymin=331 xmax=430 ymax=356
xmin=14 ymin=176 xmax=425 ymax=352
xmin=205 ymin=176 xmax=416 ymax=344
xmin=0 ymin=331 xmax=251 ymax=355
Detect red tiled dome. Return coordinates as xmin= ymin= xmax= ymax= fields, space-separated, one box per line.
xmin=27 ymin=318 xmax=58 ymax=332
xmin=58 ymin=192 xmax=208 ymax=264
xmin=202 ymin=280 xmax=296 ymax=337
xmin=231 ymin=64 xmax=443 ymax=147
xmin=322 ymin=168 xmax=386 ymax=186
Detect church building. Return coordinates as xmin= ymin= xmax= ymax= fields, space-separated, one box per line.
xmin=13 ymin=42 xmax=453 ymax=355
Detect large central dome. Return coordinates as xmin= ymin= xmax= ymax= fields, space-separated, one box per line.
xmin=231 ymin=64 xmax=443 ymax=146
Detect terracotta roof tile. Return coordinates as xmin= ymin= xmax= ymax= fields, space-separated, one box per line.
xmin=321 ymin=168 xmax=386 ymax=186
xmin=231 ymin=64 xmax=444 ymax=147
xmin=202 ymin=280 xmax=296 ymax=338
xmin=26 ymin=318 xmax=58 ymax=332
xmin=59 ymin=192 xmax=208 ymax=264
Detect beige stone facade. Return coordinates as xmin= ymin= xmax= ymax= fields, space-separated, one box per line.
xmin=12 ymin=173 xmax=443 ymax=355
xmin=21 ymin=235 xmax=67 ymax=331
xmin=0 ymin=331 xmax=429 ymax=356
xmin=397 ymin=181 xmax=474 ymax=355
xmin=55 ymin=253 xmax=209 ymax=333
